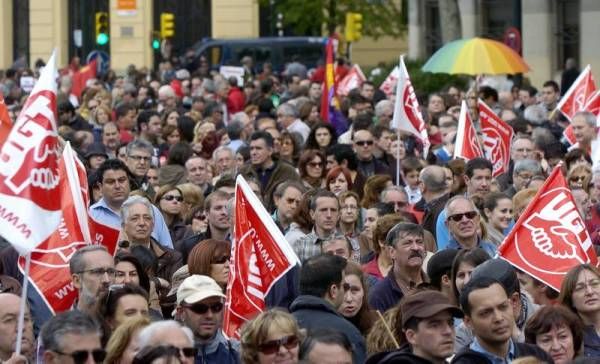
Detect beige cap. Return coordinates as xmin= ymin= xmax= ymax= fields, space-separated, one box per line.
xmin=176 ymin=275 xmax=225 ymax=306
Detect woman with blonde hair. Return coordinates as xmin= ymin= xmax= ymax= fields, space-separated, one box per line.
xmin=361 ymin=174 xmax=393 ymax=209
xmin=365 ymin=305 xmax=404 ymax=354
xmin=104 ymin=316 xmax=151 ymax=364
xmin=176 ymin=182 xmax=204 ymax=222
xmin=240 ymin=308 xmax=302 ymax=364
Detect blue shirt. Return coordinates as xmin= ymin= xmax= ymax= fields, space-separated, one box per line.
xmin=446 ymin=237 xmax=497 ymax=258
xmin=470 ymin=337 xmax=516 ymax=364
xmin=89 ymin=198 xmax=173 ymax=249
xmin=436 ymin=209 xmax=451 ymax=249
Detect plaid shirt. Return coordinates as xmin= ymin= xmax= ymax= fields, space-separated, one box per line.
xmin=292 ymin=228 xmax=360 ymax=263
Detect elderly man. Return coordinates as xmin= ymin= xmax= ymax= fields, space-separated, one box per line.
xmin=136 ymin=321 xmax=196 ymax=364
xmin=572 ymin=111 xmax=597 ymax=153
xmin=90 ymin=159 xmax=173 ymax=248
xmin=185 ymin=155 xmax=213 ymax=196
xmin=496 ymin=136 xmax=535 ymax=191
xmin=125 ymin=139 xmax=156 ymax=198
xmin=444 ymin=196 xmax=496 ymax=257
xmin=70 ymin=245 xmax=115 ymax=314
xmin=277 ymin=103 xmax=310 ymax=143
xmin=504 ymin=159 xmax=542 ymax=197
xmin=380 ymin=186 xmax=410 ymax=213
xmin=212 ymin=146 xmax=236 ymax=179
xmin=374 ymin=99 xmax=394 ymax=127
xmin=0 ymin=293 xmax=34 ymax=363
xmin=272 ymin=181 xmax=306 ymax=233
xmin=369 ymin=222 xmax=428 ymax=313
xmin=41 ymin=311 xmax=105 ymax=364
xmin=120 ymin=196 xmax=182 ymax=282
xmin=174 ymin=275 xmax=240 ymax=363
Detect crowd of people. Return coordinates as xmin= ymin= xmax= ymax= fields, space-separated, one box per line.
xmin=0 ymin=52 xmax=599 ymax=364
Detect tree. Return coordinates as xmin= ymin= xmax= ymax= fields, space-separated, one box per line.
xmin=438 ymin=0 xmax=462 ymax=43
xmin=260 ymin=0 xmax=406 ymax=38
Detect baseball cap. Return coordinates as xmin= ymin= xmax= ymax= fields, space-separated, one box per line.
xmin=176 ymin=275 xmax=225 ymax=307
xmin=470 ymin=259 xmax=519 ymax=295
xmin=167 ymin=265 xmax=190 ymax=297
xmin=401 ymin=290 xmax=463 ymax=328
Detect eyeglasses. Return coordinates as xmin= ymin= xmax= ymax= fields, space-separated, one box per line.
xmin=355 ymin=140 xmax=374 ymax=146
xmin=77 ymin=267 xmax=117 ymax=277
xmin=134 ymin=345 xmax=197 ymax=362
xmin=447 ymin=211 xmax=478 ymax=222
xmin=128 ymin=155 xmax=151 ymax=162
xmin=162 ymin=195 xmax=184 ymax=202
xmin=570 ymin=176 xmax=587 ymax=182
xmin=516 ymin=173 xmax=534 ymax=181
xmin=182 ymin=302 xmax=224 ymax=315
xmin=258 ymin=335 xmax=299 ymax=355
xmin=211 ymin=255 xmax=230 ymax=264
xmin=307 ymin=161 xmax=324 ymax=168
xmin=514 ymin=148 xmax=533 ymax=154
xmin=54 ymin=348 xmax=106 ymax=364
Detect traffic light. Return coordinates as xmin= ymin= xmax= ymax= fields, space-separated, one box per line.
xmin=95 ymin=12 xmax=109 ymax=45
xmin=160 ymin=13 xmax=175 ymax=39
xmin=345 ymin=12 xmax=363 ymax=42
xmin=151 ymin=31 xmax=161 ymax=50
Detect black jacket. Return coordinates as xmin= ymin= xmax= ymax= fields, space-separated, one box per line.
xmin=290 ymin=295 xmax=366 ymax=364
xmin=450 ymin=342 xmax=554 ymax=364
xmin=366 ymin=345 xmax=435 ymax=364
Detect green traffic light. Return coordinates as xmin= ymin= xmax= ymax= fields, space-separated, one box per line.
xmin=96 ymin=33 xmax=109 ymax=45
xmin=152 ymin=39 xmax=160 ymax=50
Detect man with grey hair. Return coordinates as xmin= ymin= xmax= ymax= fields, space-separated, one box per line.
xmin=415 ymin=165 xmax=450 ymax=217
xmin=137 ymin=320 xmax=195 ymax=364
xmin=212 ymin=146 xmax=236 ymax=177
xmin=126 ymin=139 xmax=156 ymax=198
xmin=374 ymin=99 xmax=394 ymax=127
xmin=120 ymin=196 xmax=182 ymax=281
xmin=70 ymin=245 xmax=115 ymax=314
xmin=572 ymin=111 xmax=597 ymax=152
xmin=231 ymin=111 xmax=254 ymax=142
xmin=276 ymin=102 xmax=310 ymax=143
xmin=505 ymin=158 xmax=542 ymax=197
xmin=0 ymin=293 xmax=34 ymax=363
xmin=368 ymin=222 xmax=428 ymax=312
xmin=40 ymin=310 xmax=104 ymax=364
xmin=380 ymin=185 xmax=409 ymax=213
xmin=444 ymin=195 xmax=496 ymax=257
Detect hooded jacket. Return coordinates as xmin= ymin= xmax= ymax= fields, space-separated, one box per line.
xmin=195 ymin=329 xmax=240 ymax=364
xmin=289 ymin=295 xmax=366 ymax=364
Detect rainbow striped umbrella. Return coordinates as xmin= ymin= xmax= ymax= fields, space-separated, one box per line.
xmin=422 ymin=37 xmax=530 ymax=75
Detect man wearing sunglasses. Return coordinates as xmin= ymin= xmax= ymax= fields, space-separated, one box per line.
xmin=41 ymin=310 xmax=106 ymax=364
xmin=352 ymin=128 xmax=392 ymax=178
xmin=444 ymin=196 xmax=497 ymax=257
xmin=175 ymin=275 xmax=240 ymax=363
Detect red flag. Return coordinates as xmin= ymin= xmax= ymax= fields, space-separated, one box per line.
xmin=454 ymin=100 xmax=484 ymax=161
xmin=556 ymin=65 xmax=597 ymax=121
xmin=337 ymin=64 xmax=366 ymax=96
xmin=17 ymin=143 xmax=118 ymax=313
xmin=0 ymin=92 xmax=13 ymax=147
xmin=0 ymin=51 xmax=62 ymax=255
xmin=320 ymin=39 xmax=336 ymax=122
xmin=478 ymin=99 xmax=513 ymax=177
xmin=223 ymin=176 xmax=299 ymax=339
xmin=563 ymin=124 xmax=577 ymax=147
xmin=584 ymin=90 xmax=600 ymax=117
xmin=391 ymin=56 xmax=430 ymax=156
xmin=71 ymin=59 xmax=97 ymax=100
xmin=379 ymin=66 xmax=399 ymax=96
xmin=498 ymin=165 xmax=598 ymax=291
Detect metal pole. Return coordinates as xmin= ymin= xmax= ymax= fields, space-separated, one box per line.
xmin=15 ymin=253 xmax=31 ymax=355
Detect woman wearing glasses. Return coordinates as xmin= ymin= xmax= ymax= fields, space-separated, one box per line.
xmin=240 ymin=309 xmax=302 ymax=364
xmin=155 ymin=185 xmax=191 ymax=244
xmin=559 ymin=264 xmax=600 ymax=357
xmin=187 ymin=239 xmax=231 ymax=289
xmin=298 ymin=150 xmax=327 ymax=189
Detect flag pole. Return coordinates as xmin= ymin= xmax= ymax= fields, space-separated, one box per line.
xmin=396 ymin=130 xmax=401 ymax=186
xmin=15 ymin=253 xmax=31 ymax=355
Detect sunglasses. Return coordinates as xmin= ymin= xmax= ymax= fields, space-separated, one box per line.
xmin=570 ymin=176 xmax=587 ymax=182
xmin=355 ymin=140 xmax=374 ymax=146
xmin=448 ymin=211 xmax=478 ymax=222
xmin=163 ymin=195 xmax=183 ymax=202
xmin=211 ymin=255 xmax=230 ymax=264
xmin=258 ymin=335 xmax=299 ymax=355
xmin=54 ymin=349 xmax=106 ymax=364
xmin=182 ymin=302 xmax=224 ymax=315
